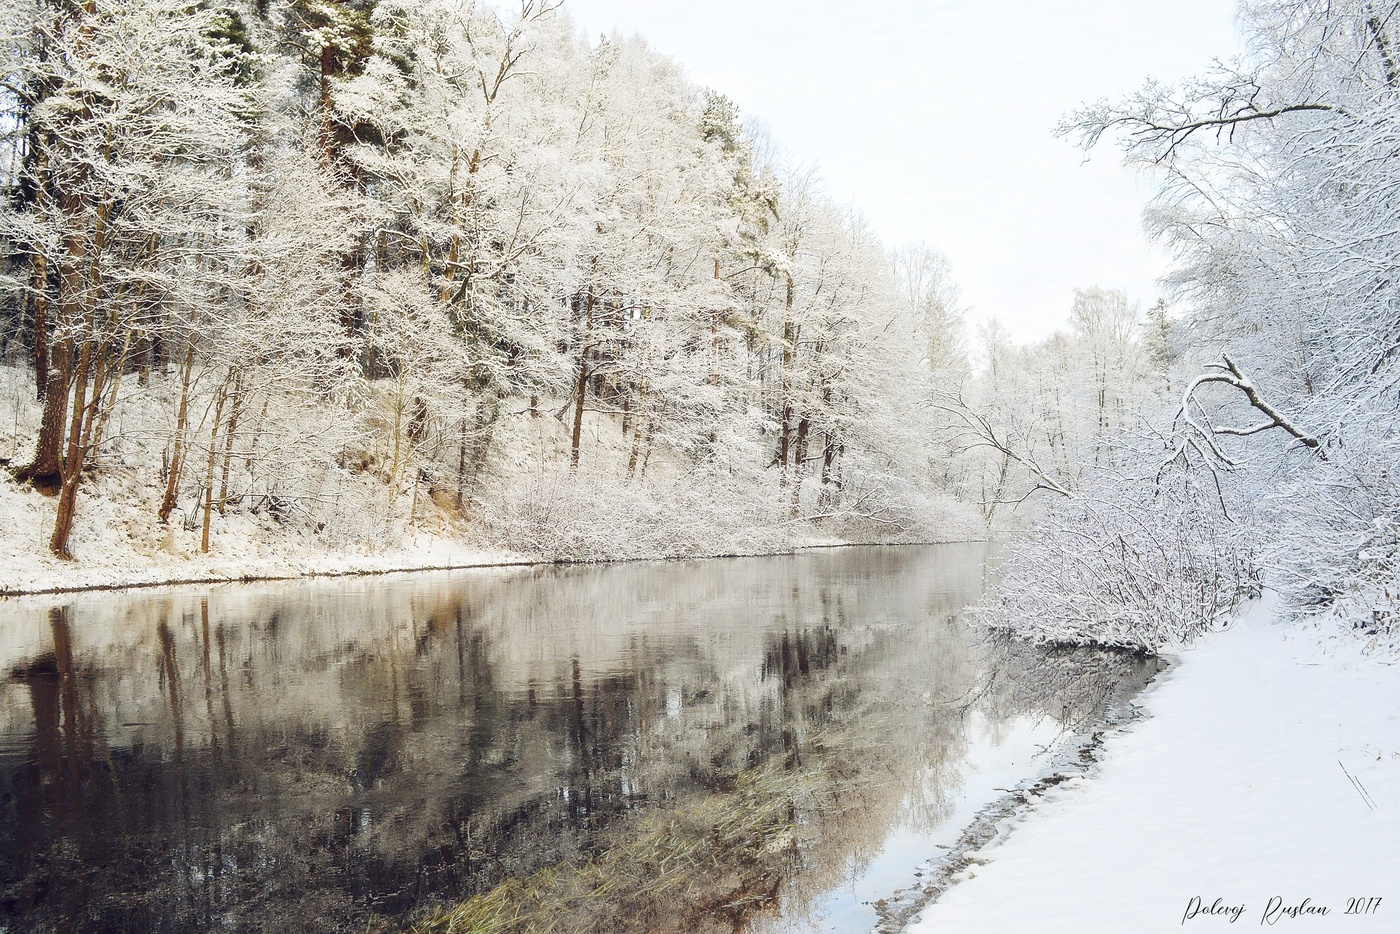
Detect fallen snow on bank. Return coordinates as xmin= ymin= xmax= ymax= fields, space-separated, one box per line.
xmin=0 ymin=525 xmax=522 ymax=595
xmin=906 ymin=597 xmax=1399 ymax=933
xmin=0 ymin=469 xmax=531 ymax=595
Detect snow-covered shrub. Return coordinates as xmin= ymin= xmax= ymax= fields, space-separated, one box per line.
xmin=977 ymin=469 xmax=1257 ymax=652
xmin=1340 ymin=515 xmax=1400 ymax=646
xmin=815 ymin=467 xmax=985 ymax=545
xmin=1269 ymin=443 xmax=1400 ymax=650
xmin=476 ymin=464 xmax=794 ymax=562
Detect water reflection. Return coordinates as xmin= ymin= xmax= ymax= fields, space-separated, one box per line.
xmin=0 ymin=545 xmax=1151 ymax=933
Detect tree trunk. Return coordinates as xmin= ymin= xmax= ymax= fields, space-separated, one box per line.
xmin=790 ymin=416 xmax=810 ymax=517
xmin=89 ymin=330 xmax=132 ymax=454
xmin=639 ymin=418 xmax=654 ymax=479
xmin=201 ymin=384 xmax=228 ymax=553
xmin=778 ymin=274 xmax=795 ymax=486
xmin=217 ymin=376 xmax=244 ymax=515
xmin=627 ymin=419 xmax=645 ymax=478
xmin=17 ymin=339 xmax=69 ymax=489
xmin=570 ymin=291 xmax=592 ymax=469
xmin=317 ymin=43 xmax=338 ymax=167
xmin=709 ymin=258 xmax=720 ymax=384
xmin=30 ymin=251 xmax=49 ymax=401
xmin=25 ymin=140 xmax=52 ymax=401
xmin=49 ymin=340 xmax=93 ymax=558
xmin=819 ymin=434 xmax=840 ymax=508
xmin=455 ymin=415 xmax=468 ymax=511
xmin=387 ymin=376 xmax=407 ymax=497
xmin=461 ymin=392 xmax=500 ymax=500
xmin=158 ymin=341 xmax=197 ymax=524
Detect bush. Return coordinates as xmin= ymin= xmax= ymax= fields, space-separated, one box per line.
xmin=977 ymin=470 xmax=1258 ymax=652
xmin=475 ymin=465 xmax=794 ymax=562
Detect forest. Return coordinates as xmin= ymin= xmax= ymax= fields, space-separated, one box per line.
xmin=0 ymin=0 xmax=984 ymax=568
xmin=2 ymin=0 xmax=1396 ymax=655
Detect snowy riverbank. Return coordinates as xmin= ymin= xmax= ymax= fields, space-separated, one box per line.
xmin=901 ymin=595 xmax=1399 ymax=933
xmin=0 ymin=483 xmax=873 ymax=596
xmin=0 ymin=533 xmax=533 ymax=597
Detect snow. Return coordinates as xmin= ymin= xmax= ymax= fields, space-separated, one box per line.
xmin=0 ymin=454 xmax=527 ymax=595
xmin=905 ymin=595 xmax=1400 ymax=933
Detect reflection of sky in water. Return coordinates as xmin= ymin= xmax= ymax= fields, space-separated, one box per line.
xmin=765 ymin=714 xmax=1065 ymax=934
xmin=0 ymin=545 xmax=1148 ymax=933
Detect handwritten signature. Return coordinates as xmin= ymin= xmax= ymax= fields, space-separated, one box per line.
xmin=1182 ymin=896 xmax=1382 ymax=925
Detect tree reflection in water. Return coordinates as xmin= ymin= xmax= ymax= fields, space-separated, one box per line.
xmin=0 ymin=545 xmax=1153 ymax=933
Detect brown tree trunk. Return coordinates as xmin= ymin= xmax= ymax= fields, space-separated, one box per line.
xmin=217 ymin=377 xmax=244 ymax=516
xmin=1365 ymin=3 xmax=1400 ymax=87
xmin=455 ymin=415 xmax=468 ymax=511
xmin=627 ymin=418 xmax=645 ymax=478
xmin=201 ymin=383 xmax=228 ymax=553
xmin=790 ymin=416 xmax=810 ymax=517
xmin=30 ymin=252 xmax=49 ymax=400
xmin=639 ymin=419 xmax=654 ymax=479
xmin=25 ymin=141 xmax=52 ymax=401
xmin=439 ymin=144 xmax=463 ymax=304
xmin=819 ymin=434 xmax=840 ymax=508
xmin=49 ymin=339 xmax=92 ymax=558
xmin=41 ymin=169 xmax=109 ymax=553
xmin=18 ymin=186 xmax=90 ymax=491
xmin=89 ymin=330 xmax=131 ymax=454
xmin=17 ymin=338 xmax=69 ymax=489
xmin=570 ymin=291 xmax=592 ymax=469
xmin=159 ymin=341 xmax=197 ymax=524
xmin=317 ymin=44 xmax=338 ymax=167
xmin=778 ymin=275 xmax=795 ymax=486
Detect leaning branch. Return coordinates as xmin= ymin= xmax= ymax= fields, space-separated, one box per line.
xmin=1174 ymin=353 xmax=1325 ymax=462
xmin=932 ymin=393 xmax=1072 ymax=498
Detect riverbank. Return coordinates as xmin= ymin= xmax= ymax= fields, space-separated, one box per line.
xmin=0 ymin=502 xmax=931 ymax=597
xmin=0 ymin=534 xmax=854 ymax=597
xmin=0 ymin=539 xmax=891 ymax=598
xmin=0 ymin=465 xmax=832 ymax=596
xmin=1 ymin=445 xmax=987 ymax=597
xmin=900 ymin=595 xmax=1399 ymax=933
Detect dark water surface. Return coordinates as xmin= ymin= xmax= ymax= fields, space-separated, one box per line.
xmin=0 ymin=545 xmax=1151 ymax=933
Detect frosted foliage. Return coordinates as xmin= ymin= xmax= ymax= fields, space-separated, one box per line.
xmin=1017 ymin=0 xmax=1400 ymax=648
xmin=935 ymin=288 xmax=1164 ymax=528
xmin=478 ymin=466 xmax=792 ymax=561
xmin=982 ymin=467 xmax=1258 ymax=651
xmin=0 ymin=0 xmax=978 ymax=573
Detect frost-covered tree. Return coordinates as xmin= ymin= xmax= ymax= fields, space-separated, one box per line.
xmin=988 ymin=0 xmax=1400 ymax=649
xmin=3 ymin=0 xmax=255 ymax=556
xmin=893 ymin=242 xmax=966 ymax=382
xmin=938 ymin=288 xmax=1153 ymax=522
xmin=0 ymin=0 xmax=974 ymax=564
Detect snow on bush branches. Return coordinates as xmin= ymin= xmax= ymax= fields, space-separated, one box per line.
xmin=988 ymin=0 xmax=1400 ymax=651
xmin=979 ymin=467 xmax=1258 ymax=652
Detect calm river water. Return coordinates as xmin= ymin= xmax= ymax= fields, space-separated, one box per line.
xmin=0 ymin=545 xmax=1152 ymax=933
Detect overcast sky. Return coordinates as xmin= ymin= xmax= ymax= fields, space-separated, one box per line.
xmin=561 ymin=0 xmax=1242 ymax=341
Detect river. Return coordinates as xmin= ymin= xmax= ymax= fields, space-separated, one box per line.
xmin=0 ymin=544 xmax=1153 ymax=933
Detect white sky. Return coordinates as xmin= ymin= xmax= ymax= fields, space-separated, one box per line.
xmin=560 ymin=0 xmax=1242 ymax=341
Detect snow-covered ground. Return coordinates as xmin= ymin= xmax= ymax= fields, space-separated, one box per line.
xmin=904 ymin=596 xmax=1399 ymax=933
